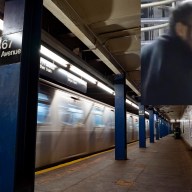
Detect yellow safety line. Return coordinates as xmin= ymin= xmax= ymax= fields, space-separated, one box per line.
xmin=35 ymin=148 xmax=114 ymax=175
xmin=35 ymin=141 xmax=138 ymax=175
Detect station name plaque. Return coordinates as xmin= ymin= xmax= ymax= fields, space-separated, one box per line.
xmin=0 ymin=32 xmax=22 ymax=65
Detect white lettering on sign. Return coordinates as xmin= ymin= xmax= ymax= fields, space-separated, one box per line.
xmin=1 ymin=39 xmax=22 ymax=58
xmin=139 ymin=110 xmax=144 ymax=115
xmin=2 ymin=39 xmax=12 ymax=49
xmin=68 ymin=77 xmax=77 ymax=85
xmin=40 ymin=57 xmax=57 ymax=74
xmin=1 ymin=49 xmax=21 ymax=57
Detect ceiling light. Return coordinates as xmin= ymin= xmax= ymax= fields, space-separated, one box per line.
xmin=40 ymin=45 xmax=68 ymax=68
xmin=97 ymin=82 xmax=114 ymax=94
xmin=70 ymin=65 xmax=97 ymax=84
xmin=131 ymin=103 xmax=139 ymax=109
xmin=0 ymin=19 xmax=3 ymax=31
xmin=126 ymin=99 xmax=132 ymax=105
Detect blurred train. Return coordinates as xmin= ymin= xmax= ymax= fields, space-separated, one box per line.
xmin=35 ymin=80 xmax=149 ymax=168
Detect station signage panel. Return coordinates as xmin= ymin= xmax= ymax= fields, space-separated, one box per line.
xmin=40 ymin=58 xmax=87 ymax=93
xmin=0 ymin=32 xmax=22 ymax=65
xmin=139 ymin=110 xmax=145 ymax=116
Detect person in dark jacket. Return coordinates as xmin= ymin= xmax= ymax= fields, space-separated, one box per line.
xmin=141 ymin=1 xmax=192 ymax=105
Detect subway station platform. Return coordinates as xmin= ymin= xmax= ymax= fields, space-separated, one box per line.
xmin=35 ymin=135 xmax=192 ymax=192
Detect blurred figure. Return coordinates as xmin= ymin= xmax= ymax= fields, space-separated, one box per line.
xmin=141 ymin=1 xmax=192 ymax=104
xmin=174 ymin=127 xmax=181 ymax=139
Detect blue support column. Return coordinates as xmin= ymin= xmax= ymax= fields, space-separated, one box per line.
xmin=163 ymin=120 xmax=166 ymax=137
xmin=164 ymin=120 xmax=167 ymax=136
xmin=0 ymin=0 xmax=42 ymax=191
xmin=155 ymin=113 xmax=160 ymax=140
xmin=162 ymin=119 xmax=165 ymax=137
xmin=161 ymin=119 xmax=164 ymax=137
xmin=164 ymin=119 xmax=167 ymax=137
xmin=114 ymin=74 xmax=127 ymax=160
xmin=139 ymin=104 xmax=146 ymax=148
xmin=159 ymin=118 xmax=162 ymax=138
xmin=164 ymin=121 xmax=167 ymax=136
xmin=170 ymin=123 xmax=172 ymax=134
xmin=149 ymin=109 xmax=154 ymax=143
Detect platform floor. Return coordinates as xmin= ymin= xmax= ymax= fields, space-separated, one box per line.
xmin=35 ymin=135 xmax=192 ymax=192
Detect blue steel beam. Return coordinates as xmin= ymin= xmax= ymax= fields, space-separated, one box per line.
xmin=0 ymin=0 xmax=43 ymax=191
xmin=155 ymin=113 xmax=160 ymax=140
xmin=114 ymin=74 xmax=127 ymax=160
xmin=139 ymin=104 xmax=146 ymax=148
xmin=149 ymin=109 xmax=155 ymax=143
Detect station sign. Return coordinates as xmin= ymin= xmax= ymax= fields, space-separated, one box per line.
xmin=0 ymin=32 xmax=22 ymax=65
xmin=40 ymin=58 xmax=87 ymax=93
xmin=139 ymin=110 xmax=144 ymax=116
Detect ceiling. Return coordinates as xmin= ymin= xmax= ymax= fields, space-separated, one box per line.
xmin=43 ymin=0 xmax=141 ymax=97
xmin=154 ymin=105 xmax=187 ymax=120
xmin=0 ymin=0 xmax=187 ymax=120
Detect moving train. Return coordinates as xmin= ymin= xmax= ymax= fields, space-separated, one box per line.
xmin=35 ymin=80 xmax=149 ymax=168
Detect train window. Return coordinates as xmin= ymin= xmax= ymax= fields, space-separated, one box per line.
xmin=38 ymin=93 xmax=49 ymax=102
xmin=135 ymin=121 xmax=139 ymax=130
xmin=59 ymin=104 xmax=84 ymax=126
xmin=108 ymin=114 xmax=115 ymax=128
xmin=93 ymin=107 xmax=104 ymax=127
xmin=37 ymin=103 xmax=51 ymax=124
xmin=127 ymin=116 xmax=133 ymax=130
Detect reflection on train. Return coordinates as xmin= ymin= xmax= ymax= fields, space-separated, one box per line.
xmin=36 ymin=82 xmax=149 ymax=168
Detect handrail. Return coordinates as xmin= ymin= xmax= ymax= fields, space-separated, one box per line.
xmin=141 ymin=0 xmax=179 ymax=9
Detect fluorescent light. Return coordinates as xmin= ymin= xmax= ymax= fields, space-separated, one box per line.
xmin=97 ymin=82 xmax=114 ymax=94
xmin=126 ymin=99 xmax=139 ymax=109
xmin=131 ymin=103 xmax=139 ymax=109
xmin=0 ymin=19 xmax=3 ymax=31
xmin=126 ymin=99 xmax=132 ymax=105
xmin=58 ymin=68 xmax=87 ymax=86
xmin=40 ymin=45 xmax=68 ymax=68
xmin=70 ymin=65 xmax=97 ymax=84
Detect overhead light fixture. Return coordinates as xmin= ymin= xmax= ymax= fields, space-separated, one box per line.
xmin=40 ymin=45 xmax=68 ymax=68
xmin=70 ymin=65 xmax=97 ymax=84
xmin=131 ymin=103 xmax=139 ymax=109
xmin=0 ymin=19 xmax=3 ymax=31
xmin=126 ymin=99 xmax=140 ymax=110
xmin=126 ymin=99 xmax=132 ymax=105
xmin=97 ymin=82 xmax=114 ymax=94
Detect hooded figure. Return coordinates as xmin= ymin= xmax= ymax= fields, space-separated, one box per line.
xmin=141 ymin=1 xmax=192 ymax=105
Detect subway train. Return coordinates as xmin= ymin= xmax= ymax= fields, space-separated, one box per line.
xmin=35 ymin=80 xmax=149 ymax=168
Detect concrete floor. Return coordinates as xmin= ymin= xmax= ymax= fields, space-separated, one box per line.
xmin=35 ymin=135 xmax=192 ymax=192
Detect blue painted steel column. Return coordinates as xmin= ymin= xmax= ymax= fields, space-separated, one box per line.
xmin=162 ymin=119 xmax=165 ymax=137
xmin=139 ymin=104 xmax=146 ymax=148
xmin=114 ymin=74 xmax=127 ymax=160
xmin=0 ymin=0 xmax=42 ymax=191
xmin=163 ymin=121 xmax=166 ymax=136
xmin=165 ymin=120 xmax=167 ymax=136
xmin=161 ymin=119 xmax=164 ymax=137
xmin=164 ymin=120 xmax=167 ymax=136
xmin=149 ymin=109 xmax=154 ymax=143
xmin=170 ymin=123 xmax=173 ymax=134
xmin=159 ymin=118 xmax=162 ymax=138
xmin=155 ymin=113 xmax=160 ymax=140
xmin=167 ymin=122 xmax=170 ymax=135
